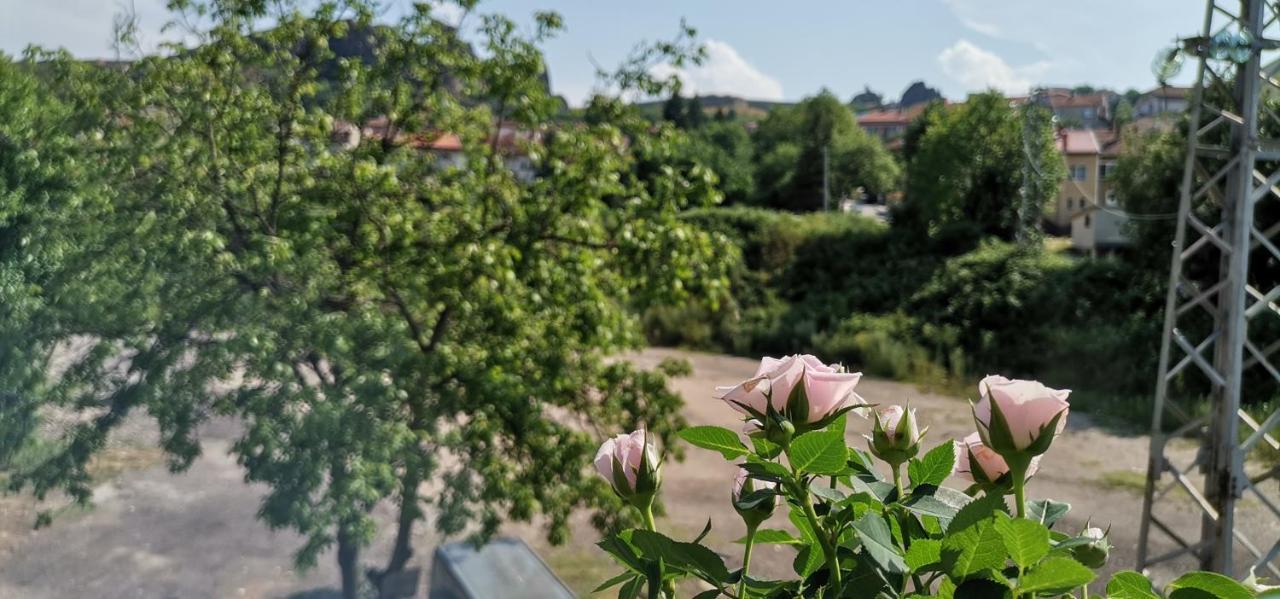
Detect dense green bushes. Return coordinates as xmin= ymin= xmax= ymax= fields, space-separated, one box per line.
xmin=651 ymin=207 xmax=1170 ymax=422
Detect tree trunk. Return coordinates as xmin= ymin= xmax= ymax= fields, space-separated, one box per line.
xmin=385 ymin=465 xmax=422 ymax=575
xmin=337 ymin=524 xmax=360 ymax=599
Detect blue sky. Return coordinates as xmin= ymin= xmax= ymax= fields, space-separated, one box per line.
xmin=2 ymin=1 xmax=1203 ymax=105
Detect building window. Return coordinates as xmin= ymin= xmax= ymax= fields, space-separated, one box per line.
xmin=1071 ymin=165 xmax=1087 ymax=181
xmin=1084 ymin=215 xmax=1092 ymax=228
xmin=1067 ymin=198 xmax=1073 ymax=209
xmin=1083 ymin=108 xmax=1095 ymax=119
xmin=1100 ymin=162 xmax=1116 ymax=179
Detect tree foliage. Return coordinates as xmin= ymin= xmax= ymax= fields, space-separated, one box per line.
xmin=0 ymin=1 xmax=732 ymax=596
xmin=903 ymin=92 xmax=1063 ymax=242
xmin=752 ymin=91 xmax=899 ymax=211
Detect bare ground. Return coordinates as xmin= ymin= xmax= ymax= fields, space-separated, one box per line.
xmin=0 ymin=348 xmax=1273 ymax=597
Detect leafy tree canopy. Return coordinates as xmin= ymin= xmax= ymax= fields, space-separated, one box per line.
xmin=0 ymin=1 xmax=732 ymax=596
xmin=902 ymin=92 xmax=1063 ymax=242
xmin=753 ymin=90 xmax=899 ymax=211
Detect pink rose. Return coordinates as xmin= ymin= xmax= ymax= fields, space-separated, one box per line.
xmin=717 ymin=355 xmax=862 ymax=423
xmin=715 ymin=375 xmax=774 ymax=416
xmin=594 ymin=429 xmax=659 ymax=496
xmin=974 ymin=375 xmax=1070 ymax=453
xmin=803 ymin=369 xmax=864 ymax=423
xmin=955 ymin=433 xmax=1040 ymax=484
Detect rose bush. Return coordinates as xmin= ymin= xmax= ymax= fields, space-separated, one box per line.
xmin=593 ymin=356 xmax=1266 ymax=598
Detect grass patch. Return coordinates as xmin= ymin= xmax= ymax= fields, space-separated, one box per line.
xmin=542 ymin=545 xmax=617 ymax=596
xmin=1097 ymin=470 xmax=1147 ymax=494
xmin=87 ymin=445 xmax=164 ymax=483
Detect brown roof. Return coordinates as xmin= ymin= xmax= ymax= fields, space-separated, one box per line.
xmin=1141 ymin=85 xmax=1191 ymax=100
xmin=857 ymin=102 xmax=933 ymax=126
xmin=1046 ymin=93 xmax=1112 ymax=109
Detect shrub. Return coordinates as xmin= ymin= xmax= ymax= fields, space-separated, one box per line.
xmin=591 ymin=357 xmax=1255 ymax=598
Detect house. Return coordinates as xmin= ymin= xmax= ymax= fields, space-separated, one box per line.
xmin=337 ymin=117 xmax=537 ymax=180
xmin=1071 ymin=206 xmax=1130 ymax=255
xmin=1135 ymin=85 xmax=1191 ymax=118
xmin=1032 ymin=88 xmax=1118 ymax=129
xmin=856 ymin=102 xmax=934 ymax=146
xmin=1052 ymin=128 xmax=1131 ymax=252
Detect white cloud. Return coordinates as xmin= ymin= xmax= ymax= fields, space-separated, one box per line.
xmin=937 ymin=40 xmax=1050 ymax=95
xmin=651 ymin=39 xmax=783 ymax=101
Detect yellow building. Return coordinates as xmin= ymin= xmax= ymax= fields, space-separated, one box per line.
xmin=1050 ymin=129 xmax=1121 ymax=231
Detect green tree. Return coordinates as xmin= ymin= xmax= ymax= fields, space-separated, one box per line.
xmin=752 ymin=91 xmax=899 ymax=211
xmin=682 ymin=120 xmax=755 ymax=203
xmin=686 ymin=95 xmax=707 ymax=128
xmin=903 ymin=92 xmax=1063 ymax=241
xmin=1114 ymin=98 xmax=1135 ymax=129
xmin=0 ymin=2 xmax=729 ymax=598
xmin=662 ymin=91 xmax=687 ymax=124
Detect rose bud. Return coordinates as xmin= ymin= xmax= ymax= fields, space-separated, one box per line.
xmin=1071 ymin=526 xmax=1112 ymax=569
xmin=955 ymin=432 xmax=1040 ymax=487
xmin=973 ymin=375 xmax=1070 ymax=458
xmin=732 ymin=468 xmax=778 ymax=529
xmin=594 ymin=429 xmax=662 ymax=508
xmin=867 ymin=404 xmax=926 ymax=466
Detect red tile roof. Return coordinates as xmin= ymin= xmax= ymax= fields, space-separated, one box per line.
xmin=857 ymin=102 xmax=933 ymax=126
xmin=1046 ymin=93 xmax=1112 ymax=109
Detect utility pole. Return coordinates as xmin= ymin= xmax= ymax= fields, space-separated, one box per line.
xmin=822 ymin=145 xmax=831 ymax=212
xmin=1137 ymin=0 xmax=1280 ymax=578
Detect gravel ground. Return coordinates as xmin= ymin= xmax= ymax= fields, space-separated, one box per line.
xmin=0 ymin=348 xmax=1273 ymax=597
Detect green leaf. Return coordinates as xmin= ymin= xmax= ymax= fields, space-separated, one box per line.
xmin=678 ymin=426 xmax=749 ymax=459
xmin=953 ymin=578 xmax=1010 ymax=599
xmin=788 ymin=430 xmax=847 ymax=475
xmin=1026 ymin=498 xmax=1070 ymax=528
xmin=739 ymin=460 xmax=793 ymax=484
xmin=947 ymin=492 xmax=1006 ymax=534
xmin=852 ymin=512 xmax=909 ymax=574
xmin=904 ymin=486 xmax=971 ymax=528
xmin=809 ymin=481 xmax=847 ymax=503
xmin=1018 ymin=556 xmax=1096 ymax=594
xmin=628 ymin=529 xmax=730 ymax=580
xmin=617 ymin=575 xmax=643 ymax=599
xmin=941 ymin=520 xmax=1006 ymax=578
xmin=793 ymin=543 xmax=824 ymax=577
xmin=908 ymin=440 xmax=957 ymax=487
xmin=594 ymin=571 xmax=638 ymax=593
xmin=597 ymin=534 xmax=643 ymax=571
xmin=1165 ymin=571 xmax=1253 ymax=599
xmin=905 ymin=539 xmax=942 ymax=572
xmin=734 ymin=528 xmax=802 ymax=545
xmin=992 ymin=513 xmax=1050 ymax=569
xmin=691 ymin=590 xmax=720 ymax=599
xmin=749 ymin=434 xmax=783 ymax=458
xmin=1107 ymin=571 xmax=1160 ymax=599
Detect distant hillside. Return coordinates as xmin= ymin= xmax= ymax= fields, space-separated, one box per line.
xmin=632 ymin=94 xmax=794 ymax=120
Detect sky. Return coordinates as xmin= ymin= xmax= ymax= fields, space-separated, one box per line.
xmin=2 ymin=0 xmax=1204 ymax=106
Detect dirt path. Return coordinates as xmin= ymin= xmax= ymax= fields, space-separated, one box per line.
xmin=0 ymin=349 xmax=1270 ymax=597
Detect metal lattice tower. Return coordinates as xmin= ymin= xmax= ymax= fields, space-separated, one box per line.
xmin=1137 ymin=0 xmax=1280 ymax=577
